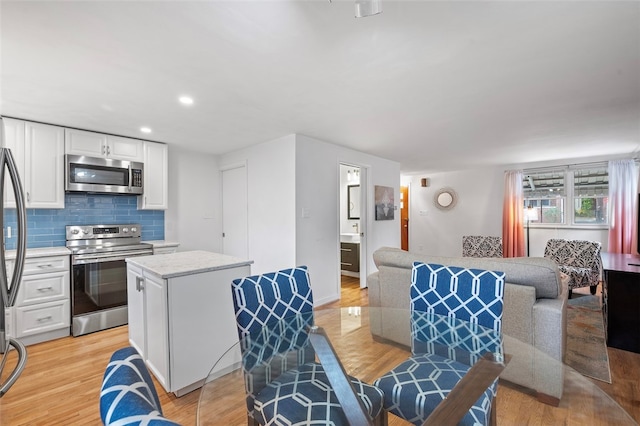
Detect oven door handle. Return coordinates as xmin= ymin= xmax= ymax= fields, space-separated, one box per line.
xmin=72 ymin=250 xmax=153 ymax=264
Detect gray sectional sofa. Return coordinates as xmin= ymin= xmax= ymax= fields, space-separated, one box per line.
xmin=367 ymin=246 xmax=567 ymax=405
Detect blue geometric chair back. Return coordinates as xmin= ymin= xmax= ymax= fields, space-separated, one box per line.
xmin=411 ymin=262 xmax=505 ymax=332
xmin=100 ymin=346 xmax=180 ymax=426
xmin=232 ymin=266 xmax=314 ymax=339
xmin=231 ymin=266 xmax=317 ymax=420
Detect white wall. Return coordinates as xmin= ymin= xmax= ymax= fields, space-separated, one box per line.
xmin=404 ymin=154 xmax=635 ymax=258
xmin=166 ymin=146 xmax=222 ymax=252
xmin=296 ymin=134 xmax=401 ymax=305
xmin=405 ymin=168 xmax=504 ymax=257
xmin=220 ymin=135 xmax=297 ymax=274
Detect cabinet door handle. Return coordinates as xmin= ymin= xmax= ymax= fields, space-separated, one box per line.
xmin=107 ymin=146 xmax=111 ymax=155
xmin=26 ymin=192 xmax=30 ymax=202
xmin=36 ymin=286 xmax=53 ymax=292
xmin=136 ymin=276 xmax=145 ymax=291
xmin=37 ymin=316 xmax=53 ymax=322
xmin=102 ymin=145 xmax=107 ymax=155
xmin=37 ymin=264 xmax=54 ymax=269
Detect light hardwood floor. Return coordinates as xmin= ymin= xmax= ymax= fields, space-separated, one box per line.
xmin=0 ymin=277 xmax=638 ymax=425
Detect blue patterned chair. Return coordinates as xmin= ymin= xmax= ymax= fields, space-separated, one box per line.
xmin=462 ymin=235 xmax=503 ymax=258
xmin=544 ymin=238 xmax=602 ymax=297
xmin=231 ymin=265 xmax=386 ymax=426
xmin=374 ymin=262 xmax=505 ymax=426
xmin=99 ymin=346 xmax=180 ymax=426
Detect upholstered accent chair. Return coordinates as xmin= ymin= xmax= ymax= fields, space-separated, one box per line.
xmin=462 ymin=235 xmax=503 ymax=258
xmin=231 ymin=266 xmax=386 ymax=426
xmin=374 ymin=262 xmax=506 ymax=426
xmin=100 ymin=346 xmax=180 ymax=426
xmin=544 ymin=239 xmax=602 ymax=298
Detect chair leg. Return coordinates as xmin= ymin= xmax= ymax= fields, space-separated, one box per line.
xmin=374 ymin=410 xmax=388 ymax=426
xmin=490 ymin=399 xmax=497 ymax=426
xmin=247 ymin=415 xmax=260 ymax=426
xmin=590 ymin=285 xmax=598 ymax=295
xmin=568 ymin=289 xmax=572 ymax=299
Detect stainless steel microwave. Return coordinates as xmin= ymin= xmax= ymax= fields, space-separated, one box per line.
xmin=65 ymin=154 xmax=144 ymax=195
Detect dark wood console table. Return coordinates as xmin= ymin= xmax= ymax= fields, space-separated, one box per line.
xmin=601 ymin=252 xmax=640 ymax=353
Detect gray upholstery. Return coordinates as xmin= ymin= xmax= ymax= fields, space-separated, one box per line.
xmin=368 ymin=247 xmax=567 ymax=403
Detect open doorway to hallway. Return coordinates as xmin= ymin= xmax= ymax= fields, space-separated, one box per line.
xmin=339 ymin=163 xmax=367 ymax=290
xmin=400 ymin=185 xmax=409 ymax=250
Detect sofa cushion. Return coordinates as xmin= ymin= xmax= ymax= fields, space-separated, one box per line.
xmin=373 ymin=247 xmax=560 ymax=299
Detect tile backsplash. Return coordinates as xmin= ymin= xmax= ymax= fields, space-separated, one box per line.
xmin=4 ymin=193 xmax=164 ymax=249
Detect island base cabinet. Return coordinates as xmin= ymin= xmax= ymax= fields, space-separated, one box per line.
xmin=127 ymin=262 xmax=251 ymax=396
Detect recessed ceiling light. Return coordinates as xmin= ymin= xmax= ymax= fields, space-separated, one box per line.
xmin=179 ymin=96 xmax=194 ymax=105
xmin=140 ymin=127 xmax=152 ymax=134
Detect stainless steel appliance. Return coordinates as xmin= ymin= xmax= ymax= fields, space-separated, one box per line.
xmin=67 ymin=224 xmax=152 ymax=336
xmin=65 ymin=154 xmax=144 ymax=195
xmin=0 ymin=116 xmax=28 ymax=397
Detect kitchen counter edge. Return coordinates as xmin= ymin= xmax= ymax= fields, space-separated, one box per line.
xmin=126 ymin=250 xmax=253 ymax=279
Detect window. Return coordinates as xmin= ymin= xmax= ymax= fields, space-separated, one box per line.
xmin=523 ymin=164 xmax=608 ymax=227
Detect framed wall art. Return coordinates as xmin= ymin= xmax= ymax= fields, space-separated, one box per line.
xmin=374 ymin=185 xmax=394 ymax=220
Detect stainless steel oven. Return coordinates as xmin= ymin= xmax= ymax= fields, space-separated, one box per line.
xmin=67 ymin=224 xmax=153 ymax=336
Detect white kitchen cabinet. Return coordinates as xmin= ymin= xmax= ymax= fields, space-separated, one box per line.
xmin=126 ymin=251 xmax=252 ymax=396
xmin=65 ymin=128 xmax=144 ymax=162
xmin=138 ymin=141 xmax=168 ymax=210
xmin=9 ymin=250 xmax=71 ymax=345
xmin=1 ymin=119 xmax=64 ymax=209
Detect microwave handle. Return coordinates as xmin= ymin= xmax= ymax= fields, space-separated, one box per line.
xmin=128 ymin=164 xmax=132 ymax=193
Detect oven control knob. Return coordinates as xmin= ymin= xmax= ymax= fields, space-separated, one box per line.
xmin=131 ymin=227 xmax=138 ymax=233
xmin=71 ymin=228 xmax=80 ymax=235
xmin=122 ymin=228 xmax=129 ymax=233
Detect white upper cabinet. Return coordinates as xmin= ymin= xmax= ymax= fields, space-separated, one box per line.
xmin=2 ymin=118 xmax=65 ymax=209
xmin=138 ymin=141 xmax=168 ymax=210
xmin=65 ymin=128 xmax=144 ymax=162
xmin=25 ymin=122 xmax=65 ymax=208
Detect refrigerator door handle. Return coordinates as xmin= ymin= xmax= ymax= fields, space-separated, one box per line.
xmin=0 ymin=148 xmax=27 ymax=307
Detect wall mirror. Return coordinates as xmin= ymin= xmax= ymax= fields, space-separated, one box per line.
xmin=348 ymin=185 xmax=360 ymax=219
xmin=434 ymin=187 xmax=457 ymax=211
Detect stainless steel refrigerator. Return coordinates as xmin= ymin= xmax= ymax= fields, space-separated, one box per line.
xmin=0 ymin=116 xmax=28 ymax=396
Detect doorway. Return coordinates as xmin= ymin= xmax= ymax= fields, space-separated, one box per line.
xmin=339 ymin=164 xmax=367 ymax=290
xmin=400 ymin=185 xmax=409 ymax=251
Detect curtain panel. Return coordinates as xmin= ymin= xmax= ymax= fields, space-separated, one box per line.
xmin=608 ymin=159 xmax=639 ymax=254
xmin=503 ymin=170 xmax=525 ymax=257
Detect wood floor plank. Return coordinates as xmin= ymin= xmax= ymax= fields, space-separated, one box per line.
xmin=0 ymin=279 xmax=638 ymax=425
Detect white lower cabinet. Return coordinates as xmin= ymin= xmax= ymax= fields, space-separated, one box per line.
xmin=11 ymin=252 xmax=71 ymax=345
xmin=127 ymin=259 xmax=250 ymax=396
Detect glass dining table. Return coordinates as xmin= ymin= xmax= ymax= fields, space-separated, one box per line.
xmin=196 ymin=307 xmax=636 ymax=425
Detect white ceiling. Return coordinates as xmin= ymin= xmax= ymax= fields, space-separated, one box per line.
xmin=1 ymin=1 xmax=639 ymax=173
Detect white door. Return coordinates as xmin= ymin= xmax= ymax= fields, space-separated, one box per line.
xmin=222 ymin=165 xmax=248 ymax=259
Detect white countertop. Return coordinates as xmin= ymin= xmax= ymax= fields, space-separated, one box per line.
xmin=126 ymin=250 xmax=253 ymax=279
xmin=6 ymin=246 xmax=71 ymax=260
xmin=143 ymin=240 xmax=180 ymax=248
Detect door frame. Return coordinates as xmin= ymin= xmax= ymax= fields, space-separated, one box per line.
xmin=338 ymin=162 xmax=368 ymax=290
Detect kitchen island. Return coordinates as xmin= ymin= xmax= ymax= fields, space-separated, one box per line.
xmin=126 ymin=250 xmax=252 ymax=396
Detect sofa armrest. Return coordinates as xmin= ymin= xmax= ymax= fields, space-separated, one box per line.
xmin=367 ymin=271 xmax=381 ymax=308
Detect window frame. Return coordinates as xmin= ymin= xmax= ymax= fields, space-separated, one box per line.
xmin=523 ymin=164 xmax=609 ymax=230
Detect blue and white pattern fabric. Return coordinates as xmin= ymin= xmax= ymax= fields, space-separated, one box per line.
xmin=232 ymin=266 xmax=314 ymax=339
xmin=99 ymin=346 xmax=180 ymax=426
xmin=411 ymin=262 xmax=504 ymax=332
xmin=374 ymin=262 xmax=505 ymax=426
xmin=231 ymin=266 xmax=384 ymax=425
